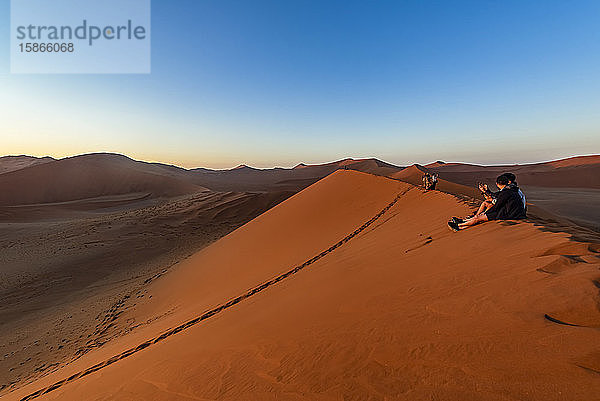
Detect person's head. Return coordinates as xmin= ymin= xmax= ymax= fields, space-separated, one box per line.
xmin=503 ymin=172 xmax=516 ymax=184
xmin=496 ymin=174 xmax=509 ymax=189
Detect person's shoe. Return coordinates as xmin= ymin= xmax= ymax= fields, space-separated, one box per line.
xmin=447 ymin=220 xmax=460 ymax=232
xmin=450 ymin=216 xmax=465 ymax=224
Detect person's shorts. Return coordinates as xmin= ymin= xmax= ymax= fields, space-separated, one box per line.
xmin=485 ymin=210 xmax=499 ymax=220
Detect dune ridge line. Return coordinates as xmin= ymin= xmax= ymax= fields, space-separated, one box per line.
xmin=17 ymin=186 xmax=413 ymax=401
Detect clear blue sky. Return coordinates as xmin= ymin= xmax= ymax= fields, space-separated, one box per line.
xmin=1 ymin=0 xmax=599 ymax=168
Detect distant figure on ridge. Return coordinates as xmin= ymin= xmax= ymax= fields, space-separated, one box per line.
xmin=448 ymin=173 xmax=526 ymax=231
xmin=422 ymin=172 xmax=438 ymax=191
xmin=429 ymin=173 xmax=438 ymax=190
xmin=422 ymin=173 xmax=431 ymax=190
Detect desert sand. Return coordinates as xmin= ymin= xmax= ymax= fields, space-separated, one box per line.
xmin=1 ymin=154 xmax=599 ymax=400
xmin=3 ymin=169 xmax=599 ymax=401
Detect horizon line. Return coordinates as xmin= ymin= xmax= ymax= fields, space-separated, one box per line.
xmin=1 ymin=151 xmax=599 ymax=172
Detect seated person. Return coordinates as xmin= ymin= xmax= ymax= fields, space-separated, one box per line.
xmin=480 ymin=172 xmax=526 ymax=209
xmin=448 ymin=174 xmax=526 ymax=231
xmin=454 ymin=172 xmax=525 ymax=222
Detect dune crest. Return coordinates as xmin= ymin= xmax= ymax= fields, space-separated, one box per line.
xmin=0 ymin=156 xmax=55 ymax=175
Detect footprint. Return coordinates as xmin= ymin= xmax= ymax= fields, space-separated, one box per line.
xmin=405 ymin=236 xmax=433 ymax=253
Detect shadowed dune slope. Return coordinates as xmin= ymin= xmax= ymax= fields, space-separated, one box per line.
xmin=0 ymin=156 xmax=55 ymax=175
xmin=7 ymin=170 xmax=600 ymax=401
xmin=0 ymin=154 xmax=204 ymax=206
xmin=0 ymin=188 xmax=294 ymax=393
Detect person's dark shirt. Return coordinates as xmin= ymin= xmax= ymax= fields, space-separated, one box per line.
xmin=485 ymin=185 xmax=527 ymax=220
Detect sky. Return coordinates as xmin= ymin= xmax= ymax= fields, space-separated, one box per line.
xmin=1 ymin=0 xmax=599 ymax=169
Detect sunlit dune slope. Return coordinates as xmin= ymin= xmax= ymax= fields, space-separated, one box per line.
xmin=8 ymin=170 xmax=600 ymax=401
xmin=390 ymin=164 xmax=481 ymax=200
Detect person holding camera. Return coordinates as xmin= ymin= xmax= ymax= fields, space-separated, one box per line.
xmin=448 ymin=174 xmax=526 ymax=231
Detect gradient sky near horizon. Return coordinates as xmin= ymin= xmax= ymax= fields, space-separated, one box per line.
xmin=1 ymin=0 xmax=599 ymax=169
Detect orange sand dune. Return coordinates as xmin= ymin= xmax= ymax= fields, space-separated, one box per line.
xmin=390 ymin=164 xmax=481 ymax=200
xmin=389 ymin=163 xmax=429 ymax=185
xmin=7 ymin=170 xmax=600 ymax=401
xmin=0 ymin=154 xmax=204 ymax=206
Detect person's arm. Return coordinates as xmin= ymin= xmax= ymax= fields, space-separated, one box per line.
xmin=479 ymin=183 xmax=498 ymax=197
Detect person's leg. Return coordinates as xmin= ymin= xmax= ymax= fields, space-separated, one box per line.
xmin=458 ymin=213 xmax=488 ymax=229
xmin=475 ymin=200 xmax=493 ymax=216
xmin=475 ymin=202 xmax=487 ymax=216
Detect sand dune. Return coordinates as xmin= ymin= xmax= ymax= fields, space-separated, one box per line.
xmin=389 ymin=163 xmax=429 ymax=185
xmin=390 ymin=164 xmax=481 ymax=201
xmin=0 ymin=153 xmax=403 ymax=392
xmin=0 ymin=156 xmax=55 ymax=175
xmin=0 ymin=154 xmax=204 ymax=206
xmin=0 ymin=153 xmax=402 ymax=205
xmin=7 ymin=170 xmax=600 ymax=401
xmin=187 ymin=157 xmax=402 ymax=192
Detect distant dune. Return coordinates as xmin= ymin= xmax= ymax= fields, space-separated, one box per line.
xmin=424 ymin=155 xmax=600 ymax=189
xmin=0 ymin=153 xmax=204 ymax=206
xmin=0 ymin=155 xmax=54 ymax=175
xmin=0 ymin=154 xmax=401 ymax=205
xmin=391 ymin=164 xmax=482 ymax=201
xmin=187 ymin=157 xmax=402 ymax=192
xmin=389 ymin=164 xmax=428 ymax=185
xmin=8 ymin=170 xmax=599 ymax=401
